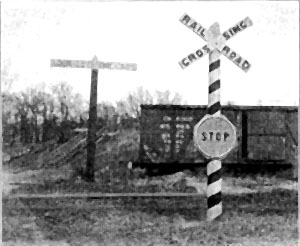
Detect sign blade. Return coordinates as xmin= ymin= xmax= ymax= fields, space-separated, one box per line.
xmin=179 ymin=13 xmax=210 ymax=42
xmin=221 ymin=45 xmax=251 ymax=72
xmin=179 ymin=44 xmax=213 ymax=69
xmin=222 ymin=17 xmax=253 ymax=42
xmin=50 ymin=59 xmax=91 ymax=68
xmin=50 ymin=59 xmax=137 ymax=71
xmin=98 ymin=62 xmax=137 ymax=71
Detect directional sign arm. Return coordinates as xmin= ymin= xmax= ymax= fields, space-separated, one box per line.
xmin=179 ymin=44 xmax=214 ymax=69
xmin=221 ymin=45 xmax=251 ymax=72
xmin=179 ymin=13 xmax=210 ymax=42
xmin=50 ymin=59 xmax=137 ymax=71
xmin=98 ymin=62 xmax=137 ymax=71
xmin=222 ymin=17 xmax=253 ymax=42
xmin=50 ymin=59 xmax=91 ymax=69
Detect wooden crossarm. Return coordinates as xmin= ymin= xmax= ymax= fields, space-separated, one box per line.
xmin=50 ymin=57 xmax=137 ymax=71
xmin=222 ymin=16 xmax=253 ymax=42
xmin=179 ymin=13 xmax=210 ymax=42
xmin=221 ymin=45 xmax=251 ymax=72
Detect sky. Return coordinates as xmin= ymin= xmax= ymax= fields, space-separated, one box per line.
xmin=2 ymin=1 xmax=299 ymax=106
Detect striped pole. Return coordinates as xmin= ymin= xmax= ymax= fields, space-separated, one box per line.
xmin=207 ymin=23 xmax=222 ymax=221
xmin=178 ymin=14 xmax=252 ymax=221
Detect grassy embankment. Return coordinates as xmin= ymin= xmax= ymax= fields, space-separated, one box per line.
xmin=3 ymin=128 xmax=298 ymax=246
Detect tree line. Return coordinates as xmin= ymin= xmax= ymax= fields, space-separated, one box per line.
xmin=2 ymin=82 xmax=184 ymax=146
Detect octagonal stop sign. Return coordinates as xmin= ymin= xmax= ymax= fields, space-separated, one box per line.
xmin=193 ymin=114 xmax=237 ymax=159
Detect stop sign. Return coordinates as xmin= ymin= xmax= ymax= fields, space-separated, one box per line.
xmin=193 ymin=114 xmax=237 ymax=159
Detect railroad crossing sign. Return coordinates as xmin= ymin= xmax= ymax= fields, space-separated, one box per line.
xmin=193 ymin=114 xmax=237 ymax=159
xmin=178 ymin=14 xmax=253 ymax=221
xmin=50 ymin=56 xmax=137 ymax=182
xmin=178 ymin=13 xmax=252 ymax=72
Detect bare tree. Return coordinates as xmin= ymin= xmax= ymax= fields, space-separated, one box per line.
xmin=51 ymin=81 xmax=88 ymax=122
xmin=118 ymin=86 xmax=153 ymax=118
xmin=51 ymin=81 xmax=73 ymax=121
xmin=116 ymin=86 xmax=184 ymax=119
xmin=154 ymin=90 xmax=183 ymax=105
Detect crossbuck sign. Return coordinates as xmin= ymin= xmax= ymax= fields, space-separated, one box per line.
xmin=179 ymin=14 xmax=252 ymax=72
xmin=178 ymin=13 xmax=253 ymax=221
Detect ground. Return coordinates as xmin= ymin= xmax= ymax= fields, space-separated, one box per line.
xmin=2 ymin=132 xmax=298 ymax=246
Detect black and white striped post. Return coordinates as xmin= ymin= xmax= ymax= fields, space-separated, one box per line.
xmin=178 ymin=14 xmax=252 ymax=221
xmin=207 ymin=23 xmax=222 ymax=220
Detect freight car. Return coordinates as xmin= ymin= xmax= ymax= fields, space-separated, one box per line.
xmin=136 ymin=105 xmax=298 ymax=175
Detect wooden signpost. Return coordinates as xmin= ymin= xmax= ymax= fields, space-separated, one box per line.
xmin=178 ymin=14 xmax=253 ymax=221
xmin=50 ymin=56 xmax=137 ymax=182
